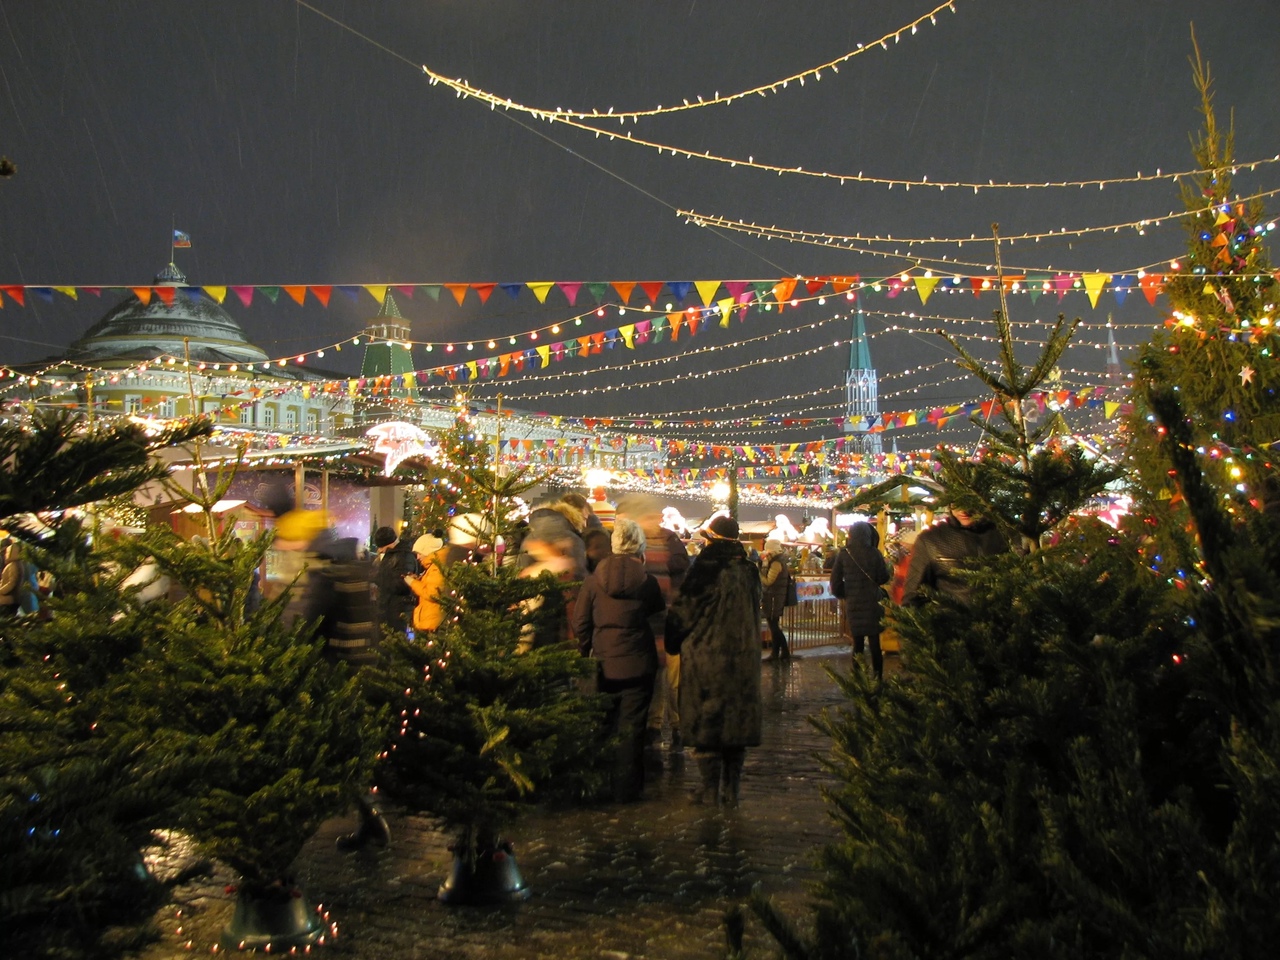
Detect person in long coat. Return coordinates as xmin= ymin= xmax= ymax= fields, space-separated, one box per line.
xmin=829 ymin=522 xmax=891 ymax=678
xmin=759 ymin=538 xmax=790 ymax=660
xmin=664 ymin=515 xmax=762 ymax=808
xmin=572 ymin=518 xmax=665 ymax=802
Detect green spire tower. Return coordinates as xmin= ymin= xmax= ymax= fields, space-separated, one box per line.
xmin=359 ymin=292 xmax=418 ymax=399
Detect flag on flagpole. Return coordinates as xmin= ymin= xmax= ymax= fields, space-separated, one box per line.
xmin=172 ymin=229 xmax=191 ymax=248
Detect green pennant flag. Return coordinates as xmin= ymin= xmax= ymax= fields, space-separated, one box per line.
xmin=260 ymin=286 xmax=281 ymax=303
xmin=421 ymin=285 xmax=442 ymax=301
xmin=586 ymin=282 xmax=610 ymax=303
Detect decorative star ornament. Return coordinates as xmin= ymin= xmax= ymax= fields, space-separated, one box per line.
xmin=1239 ymin=364 xmax=1256 ymax=385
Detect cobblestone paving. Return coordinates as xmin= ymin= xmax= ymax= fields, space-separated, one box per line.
xmin=141 ymin=648 xmax=872 ymax=959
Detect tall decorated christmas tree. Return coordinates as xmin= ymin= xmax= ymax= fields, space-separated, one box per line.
xmin=744 ymin=40 xmax=1280 ymax=960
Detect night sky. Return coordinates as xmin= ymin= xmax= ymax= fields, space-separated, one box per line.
xmin=1 ymin=1 xmax=1278 ymax=455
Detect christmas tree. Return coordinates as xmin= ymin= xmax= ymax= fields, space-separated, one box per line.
xmin=362 ymin=405 xmax=610 ymax=897
xmin=0 ymin=410 xmax=212 ymax=958
xmin=747 ymin=41 xmax=1280 ymax=959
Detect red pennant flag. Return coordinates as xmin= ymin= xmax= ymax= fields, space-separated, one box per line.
xmin=282 ymin=285 xmax=307 ymax=305
xmin=1139 ymin=273 xmax=1164 ymax=305
xmin=153 ymin=286 xmax=176 ymax=306
xmin=804 ymin=277 xmax=825 ymax=295
xmin=969 ymin=276 xmax=989 ymax=298
xmin=309 ymin=286 xmax=332 ymax=307
xmin=472 ymin=283 xmax=496 ymax=304
xmin=444 ymin=284 xmax=469 ymax=305
xmin=0 ymin=286 xmax=25 ymax=306
xmin=638 ymin=281 xmax=664 ymax=303
xmin=612 ymin=281 xmax=635 ymax=304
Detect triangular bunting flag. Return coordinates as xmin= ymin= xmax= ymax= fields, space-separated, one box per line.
xmin=619 ymin=324 xmax=636 ymax=348
xmin=499 ymin=283 xmax=523 ymax=300
xmin=444 ymin=284 xmax=469 ymax=305
xmin=232 ymin=286 xmax=255 ymax=307
xmin=612 ymin=281 xmax=635 ymax=303
xmin=52 ymin=286 xmax=77 ymax=300
xmin=309 ymin=286 xmax=332 ymax=307
xmin=472 ymin=283 xmax=496 ymax=304
xmin=153 ymin=286 xmax=176 ymax=306
xmin=586 ymin=282 xmax=609 ymax=303
xmin=772 ymin=278 xmax=797 ymax=304
xmin=527 ymin=282 xmax=554 ymax=304
xmin=283 ymin=285 xmax=307 ymax=305
xmin=0 ymin=286 xmax=25 ymax=306
xmin=1139 ymin=273 xmax=1164 ymax=305
xmin=536 ymin=345 xmax=550 ymax=367
xmin=1082 ymin=273 xmax=1109 ymax=308
xmin=557 ymin=282 xmax=581 ymax=305
xmin=638 ymin=281 xmax=664 ymax=303
xmin=132 ymin=287 xmax=153 ymax=306
xmin=1111 ymin=274 xmax=1133 ymax=305
xmin=363 ymin=284 xmax=388 ymax=304
xmin=694 ymin=280 xmax=721 ymax=305
xmin=202 ymin=286 xmax=227 ymax=304
xmin=915 ymin=275 xmax=938 ymax=305
xmin=716 ymin=297 xmax=735 ymax=327
xmin=420 ymin=285 xmax=440 ymax=301
xmin=667 ymin=281 xmax=692 ymax=302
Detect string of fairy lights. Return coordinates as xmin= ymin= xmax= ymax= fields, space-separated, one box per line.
xmin=295 ymin=0 xmax=1280 ymax=198
xmin=680 ymin=186 xmax=1280 ymax=251
xmin=419 ymin=0 xmax=960 ymax=121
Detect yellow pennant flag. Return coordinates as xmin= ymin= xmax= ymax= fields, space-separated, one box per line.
xmin=202 ymin=286 xmax=227 ymax=303
xmin=53 ymin=286 xmax=78 ymax=300
xmin=619 ymin=324 xmax=636 ymax=348
xmin=1082 ymin=273 xmax=1110 ymax=308
xmin=364 ymin=285 xmax=387 ymax=305
xmin=914 ymin=276 xmax=939 ymax=305
xmin=347 ymin=379 xmax=359 ymax=396
xmin=536 ymin=345 xmax=550 ymax=367
xmin=1104 ymin=401 xmax=1121 ymax=419
xmin=716 ymin=297 xmax=735 ymax=327
xmin=528 ymin=282 xmax=555 ymax=304
xmin=301 ymin=385 xmax=312 ymax=399
xmin=695 ymin=280 xmax=722 ymax=305
xmin=465 ymin=361 xmax=478 ymax=380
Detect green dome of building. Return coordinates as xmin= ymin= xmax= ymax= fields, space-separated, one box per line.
xmin=67 ymin=262 xmax=269 ymax=366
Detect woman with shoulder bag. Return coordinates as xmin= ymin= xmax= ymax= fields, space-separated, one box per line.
xmin=829 ymin=522 xmax=890 ymax=679
xmin=759 ymin=538 xmax=790 ymax=661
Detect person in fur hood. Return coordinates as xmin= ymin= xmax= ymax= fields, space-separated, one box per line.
xmin=573 ymin=518 xmax=665 ymax=802
xmin=663 ymin=515 xmax=762 ymax=808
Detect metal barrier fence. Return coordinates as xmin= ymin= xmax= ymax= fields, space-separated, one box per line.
xmin=771 ymin=577 xmax=847 ymax=651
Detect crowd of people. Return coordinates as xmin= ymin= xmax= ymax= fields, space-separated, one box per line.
xmin=253 ymin=494 xmax=1009 ymax=830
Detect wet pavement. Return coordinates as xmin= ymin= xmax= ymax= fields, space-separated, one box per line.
xmin=140 ymin=646 xmax=877 ymax=959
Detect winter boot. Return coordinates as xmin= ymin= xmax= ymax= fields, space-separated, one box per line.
xmin=336 ymin=793 xmax=391 ymax=852
xmin=691 ymin=752 xmax=722 ymax=806
xmin=720 ymin=748 xmax=745 ymax=809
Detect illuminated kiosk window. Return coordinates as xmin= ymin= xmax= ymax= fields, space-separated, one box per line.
xmin=366 ymin=421 xmax=438 ymax=476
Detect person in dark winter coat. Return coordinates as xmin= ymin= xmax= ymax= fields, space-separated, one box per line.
xmin=617 ymin=493 xmax=691 ymax=752
xmin=901 ymin=506 xmax=1008 ymax=607
xmin=664 ymin=515 xmax=762 ymax=808
xmin=572 ymin=518 xmax=665 ymax=802
xmin=759 ymin=538 xmax=790 ymax=660
xmin=371 ymin=525 xmax=418 ymax=636
xmin=299 ymin=534 xmax=379 ymax=668
xmin=829 ymin=522 xmax=891 ymax=678
xmin=296 ymin=531 xmax=390 ymax=851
